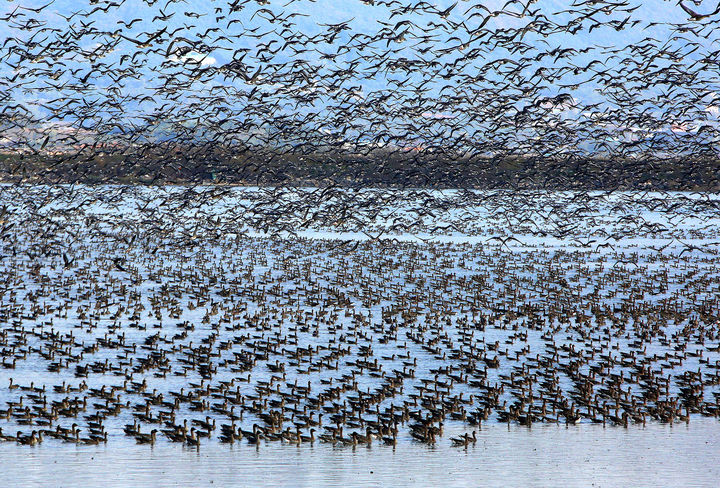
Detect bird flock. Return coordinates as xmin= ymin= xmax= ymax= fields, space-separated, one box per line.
xmin=1 ymin=187 xmax=720 ymax=448
xmin=0 ymin=0 xmax=720 ymax=189
xmin=2 ymin=1 xmax=720 ymax=197
xmin=2 ymin=0 xmax=720 ymax=236
xmin=1 ymin=0 xmax=720 ymax=449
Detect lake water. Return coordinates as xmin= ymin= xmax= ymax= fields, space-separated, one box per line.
xmin=1 ymin=185 xmax=719 ymax=487
xmin=2 ymin=421 xmax=719 ymax=487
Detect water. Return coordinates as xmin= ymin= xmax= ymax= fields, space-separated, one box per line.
xmin=2 ymin=421 xmax=718 ymax=487
xmin=1 ymin=185 xmax=720 ymax=487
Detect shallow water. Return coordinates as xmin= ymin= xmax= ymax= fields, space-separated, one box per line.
xmin=2 ymin=421 xmax=719 ymax=488
xmin=2 ymin=186 xmax=720 ymax=487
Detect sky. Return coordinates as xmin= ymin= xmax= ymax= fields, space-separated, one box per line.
xmin=2 ymin=0 xmax=720 ymax=154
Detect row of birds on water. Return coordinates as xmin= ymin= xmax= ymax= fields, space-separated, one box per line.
xmin=1 ymin=208 xmax=720 ymax=449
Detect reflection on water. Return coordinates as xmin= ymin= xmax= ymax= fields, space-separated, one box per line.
xmin=2 ymin=421 xmax=719 ymax=488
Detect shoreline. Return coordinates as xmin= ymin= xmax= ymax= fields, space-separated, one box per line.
xmin=2 ymin=152 xmax=719 ymax=191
